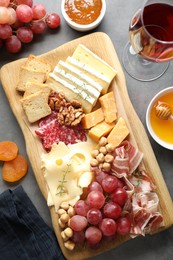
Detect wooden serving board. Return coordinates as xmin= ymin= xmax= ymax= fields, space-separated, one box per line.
xmin=1 ymin=32 xmax=173 ymax=260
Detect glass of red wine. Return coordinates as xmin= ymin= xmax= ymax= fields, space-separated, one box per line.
xmin=122 ymin=0 xmax=173 ymax=81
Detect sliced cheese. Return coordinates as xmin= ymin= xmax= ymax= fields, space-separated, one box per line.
xmin=66 ymin=56 xmax=110 ymax=94
xmin=41 ymin=142 xmax=95 ymax=211
xmin=58 ymin=60 xmax=103 ymax=93
xmin=53 ymin=66 xmax=100 ymax=100
xmin=81 ymin=108 xmax=104 ymax=129
xmin=88 ymin=121 xmax=115 ymax=142
xmin=99 ymin=91 xmax=117 ymax=123
xmin=72 ymin=44 xmax=117 ymax=93
xmin=107 ymin=117 xmax=130 ymax=147
xmin=47 ymin=73 xmax=95 ymax=113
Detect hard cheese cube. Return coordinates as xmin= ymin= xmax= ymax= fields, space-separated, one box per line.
xmin=99 ymin=91 xmax=117 ymax=123
xmin=107 ymin=117 xmax=129 ymax=148
xmin=81 ymin=108 xmax=104 ymax=129
xmin=88 ymin=121 xmax=115 ymax=142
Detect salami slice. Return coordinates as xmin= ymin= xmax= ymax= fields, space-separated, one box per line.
xmin=35 ymin=112 xmax=87 ymax=151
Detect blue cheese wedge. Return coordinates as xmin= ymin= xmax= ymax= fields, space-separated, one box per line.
xmin=66 ymin=56 xmax=110 ymax=94
xmin=72 ymin=44 xmax=117 ymax=93
xmin=53 ymin=66 xmax=100 ymax=100
xmin=47 ymin=73 xmax=96 ymax=113
xmin=58 ymin=60 xmax=103 ymax=93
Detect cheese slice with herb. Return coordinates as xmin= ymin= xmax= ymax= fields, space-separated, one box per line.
xmin=47 ymin=73 xmax=95 ymax=113
xmin=66 ymin=56 xmax=111 ymax=94
xmin=42 ymin=141 xmax=95 ymax=211
xmin=58 ymin=60 xmax=103 ymax=93
xmin=53 ymin=66 xmax=100 ymax=100
xmin=72 ymin=44 xmax=117 ymax=93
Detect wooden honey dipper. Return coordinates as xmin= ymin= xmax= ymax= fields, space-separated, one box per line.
xmin=155 ymin=102 xmax=173 ymax=120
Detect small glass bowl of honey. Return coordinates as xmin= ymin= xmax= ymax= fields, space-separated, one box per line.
xmin=146 ymin=87 xmax=173 ymax=150
xmin=61 ymin=0 xmax=106 ymax=32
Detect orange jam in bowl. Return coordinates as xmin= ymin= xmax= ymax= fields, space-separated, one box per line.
xmin=146 ymin=87 xmax=173 ymax=150
xmin=61 ymin=0 xmax=106 ymax=31
xmin=65 ymin=0 xmax=102 ymax=25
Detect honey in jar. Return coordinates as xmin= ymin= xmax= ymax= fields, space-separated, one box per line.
xmin=64 ymin=0 xmax=102 ymax=25
xmin=150 ymin=92 xmax=173 ymax=144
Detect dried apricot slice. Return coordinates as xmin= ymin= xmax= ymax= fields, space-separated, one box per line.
xmin=2 ymin=154 xmax=28 ymax=182
xmin=0 ymin=141 xmax=18 ymax=161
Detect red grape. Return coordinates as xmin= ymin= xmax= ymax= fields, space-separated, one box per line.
xmin=87 ymin=181 xmax=103 ymax=193
xmin=87 ymin=208 xmax=102 ymax=225
xmin=111 ymin=187 xmax=128 ymax=206
xmin=32 ymin=4 xmax=46 ymax=20
xmin=71 ymin=230 xmax=85 ymax=244
xmin=11 ymin=17 xmax=24 ymax=29
xmin=99 ymin=218 xmax=117 ymax=237
xmin=116 ymin=216 xmax=131 ymax=236
xmin=0 ymin=24 xmax=12 ymax=39
xmin=85 ymin=226 xmax=102 ymax=245
xmin=46 ymin=13 xmax=60 ymax=29
xmin=0 ymin=0 xmax=10 ymax=7
xmin=7 ymin=7 xmax=17 ymax=25
xmin=5 ymin=35 xmax=22 ymax=53
xmin=30 ymin=20 xmax=46 ymax=34
xmin=74 ymin=200 xmax=89 ymax=216
xmin=0 ymin=6 xmax=10 ymax=24
xmin=103 ymin=201 xmax=122 ymax=219
xmin=69 ymin=215 xmax=88 ymax=232
xmin=16 ymin=0 xmax=33 ymax=7
xmin=16 ymin=26 xmax=33 ymax=43
xmin=16 ymin=4 xmax=33 ymax=23
xmin=86 ymin=190 xmax=105 ymax=209
xmin=95 ymin=170 xmax=108 ymax=184
xmin=101 ymin=175 xmax=120 ymax=193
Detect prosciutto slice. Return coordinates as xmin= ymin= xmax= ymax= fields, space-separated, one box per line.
xmin=111 ymin=141 xmax=143 ymax=177
xmin=130 ymin=191 xmax=163 ymax=237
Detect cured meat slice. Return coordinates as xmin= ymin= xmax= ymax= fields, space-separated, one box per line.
xmin=112 ymin=141 xmax=143 ymax=177
xmin=35 ymin=112 xmax=87 ymax=151
xmin=130 ymin=191 xmax=164 ymax=237
xmin=129 ymin=170 xmax=156 ymax=193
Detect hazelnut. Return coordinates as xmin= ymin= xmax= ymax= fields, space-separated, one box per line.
xmin=99 ymin=137 xmax=107 ymax=146
xmin=96 ymin=153 xmax=105 ymax=163
xmin=106 ymin=143 xmax=115 ymax=153
xmin=67 ymin=206 xmax=75 ymax=217
xmin=58 ymin=218 xmax=66 ymax=229
xmin=61 ymin=231 xmax=69 ymax=241
xmin=102 ymin=162 xmax=111 ymax=172
xmin=104 ymin=154 xmax=114 ymax=163
xmin=60 ymin=201 xmax=69 ymax=210
xmin=64 ymin=240 xmax=75 ymax=251
xmin=90 ymin=158 xmax=99 ymax=167
xmin=57 ymin=208 xmax=66 ymax=216
xmin=99 ymin=146 xmax=107 ymax=155
xmin=64 ymin=227 xmax=73 ymax=238
xmin=60 ymin=213 xmax=70 ymax=224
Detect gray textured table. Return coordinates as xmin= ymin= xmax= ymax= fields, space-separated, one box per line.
xmin=0 ymin=1 xmax=173 ymax=259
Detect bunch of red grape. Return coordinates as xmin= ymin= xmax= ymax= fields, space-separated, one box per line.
xmin=0 ymin=0 xmax=61 ymax=53
xmin=69 ymin=172 xmax=131 ymax=247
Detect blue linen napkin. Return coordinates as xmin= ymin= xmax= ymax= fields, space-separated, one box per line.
xmin=0 ymin=186 xmax=65 ymax=260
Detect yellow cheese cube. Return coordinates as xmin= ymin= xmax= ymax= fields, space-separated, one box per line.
xmin=107 ymin=117 xmax=129 ymax=148
xmin=88 ymin=121 xmax=115 ymax=143
xmin=81 ymin=108 xmax=104 ymax=129
xmin=99 ymin=91 xmax=117 ymax=123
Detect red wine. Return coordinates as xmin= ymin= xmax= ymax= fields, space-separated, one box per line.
xmin=129 ymin=3 xmax=173 ymax=62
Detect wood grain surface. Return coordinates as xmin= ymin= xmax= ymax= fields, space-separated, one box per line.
xmin=1 ymin=32 xmax=173 ymax=260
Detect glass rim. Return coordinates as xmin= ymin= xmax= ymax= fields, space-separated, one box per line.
xmin=141 ymin=0 xmax=173 ymax=44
